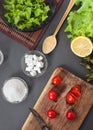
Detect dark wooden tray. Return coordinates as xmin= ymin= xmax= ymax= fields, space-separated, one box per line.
xmin=0 ymin=0 xmax=64 ymax=49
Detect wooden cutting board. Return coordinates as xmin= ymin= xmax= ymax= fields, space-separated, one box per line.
xmin=22 ymin=67 xmax=93 ymax=130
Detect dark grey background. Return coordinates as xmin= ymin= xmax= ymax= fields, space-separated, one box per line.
xmin=0 ymin=0 xmax=93 ymax=130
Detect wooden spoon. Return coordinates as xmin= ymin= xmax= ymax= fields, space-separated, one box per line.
xmin=42 ymin=0 xmax=75 ymax=54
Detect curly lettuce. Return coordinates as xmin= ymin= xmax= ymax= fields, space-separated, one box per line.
xmin=4 ymin=0 xmax=50 ymax=30
xmin=65 ymin=0 xmax=93 ymax=40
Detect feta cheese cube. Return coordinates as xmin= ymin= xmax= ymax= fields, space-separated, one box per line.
xmin=30 ymin=70 xmax=37 ymax=76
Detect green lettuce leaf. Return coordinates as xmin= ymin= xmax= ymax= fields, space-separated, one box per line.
xmin=4 ymin=0 xmax=50 ymax=30
xmin=65 ymin=0 xmax=93 ymax=40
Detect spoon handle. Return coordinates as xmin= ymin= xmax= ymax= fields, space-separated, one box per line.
xmin=53 ymin=0 xmax=75 ymax=36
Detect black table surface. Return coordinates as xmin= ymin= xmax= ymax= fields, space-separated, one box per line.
xmin=0 ymin=0 xmax=93 ymax=130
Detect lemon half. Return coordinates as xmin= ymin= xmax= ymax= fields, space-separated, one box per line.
xmin=71 ymin=36 xmax=93 ymax=57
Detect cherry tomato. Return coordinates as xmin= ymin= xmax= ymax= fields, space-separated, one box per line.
xmin=66 ymin=92 xmax=77 ymax=104
xmin=46 ymin=109 xmax=57 ymax=119
xmin=66 ymin=110 xmax=76 ymax=120
xmin=71 ymin=84 xmax=81 ymax=97
xmin=48 ymin=89 xmax=58 ymax=101
xmin=52 ymin=75 xmax=62 ymax=86
xmin=72 ymin=84 xmax=81 ymax=92
xmin=71 ymin=89 xmax=81 ymax=97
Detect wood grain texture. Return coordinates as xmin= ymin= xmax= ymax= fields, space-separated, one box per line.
xmin=22 ymin=67 xmax=93 ymax=130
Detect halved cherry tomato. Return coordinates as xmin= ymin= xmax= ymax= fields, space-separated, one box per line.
xmin=72 ymin=84 xmax=81 ymax=92
xmin=71 ymin=89 xmax=81 ymax=97
xmin=48 ymin=89 xmax=58 ymax=101
xmin=66 ymin=92 xmax=77 ymax=104
xmin=66 ymin=109 xmax=76 ymax=120
xmin=71 ymin=84 xmax=81 ymax=97
xmin=52 ymin=75 xmax=62 ymax=86
xmin=46 ymin=109 xmax=57 ymax=119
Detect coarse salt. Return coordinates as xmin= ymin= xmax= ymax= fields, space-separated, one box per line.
xmin=2 ymin=77 xmax=28 ymax=103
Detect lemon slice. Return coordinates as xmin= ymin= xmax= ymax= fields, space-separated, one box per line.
xmin=71 ymin=36 xmax=93 ymax=57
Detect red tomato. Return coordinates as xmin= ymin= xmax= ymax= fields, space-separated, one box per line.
xmin=52 ymin=75 xmax=62 ymax=86
xmin=48 ymin=90 xmax=58 ymax=101
xmin=66 ymin=92 xmax=77 ymax=104
xmin=71 ymin=89 xmax=81 ymax=97
xmin=72 ymin=84 xmax=81 ymax=92
xmin=66 ymin=110 xmax=76 ymax=120
xmin=46 ymin=109 xmax=57 ymax=119
xmin=71 ymin=84 xmax=81 ymax=97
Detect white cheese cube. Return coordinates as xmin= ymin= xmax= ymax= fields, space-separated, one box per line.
xmin=25 ymin=67 xmax=32 ymax=72
xmin=37 ymin=61 xmax=44 ymax=68
xmin=30 ymin=70 xmax=37 ymax=76
xmin=38 ymin=56 xmax=43 ymax=61
xmin=32 ymin=54 xmax=37 ymax=60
